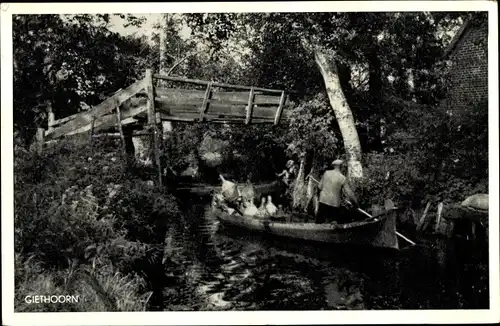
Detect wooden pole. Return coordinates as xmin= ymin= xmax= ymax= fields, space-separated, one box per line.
xmin=145 ymin=69 xmax=163 ymax=186
xmin=35 ymin=128 xmax=45 ymax=154
xmin=245 ymin=87 xmax=255 ymax=125
xmin=274 ymin=91 xmax=286 ymax=125
xmin=200 ymin=82 xmax=212 ymax=121
xmin=155 ymin=112 xmax=164 ymax=153
xmin=435 ymin=202 xmax=444 ymax=233
xmin=417 ymin=202 xmax=431 ymax=232
xmin=47 ymin=103 xmax=55 ymax=133
xmin=115 ymin=101 xmax=127 ymax=159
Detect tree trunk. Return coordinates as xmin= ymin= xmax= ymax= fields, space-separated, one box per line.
xmin=159 ymin=15 xmax=166 ymax=74
xmin=314 ymin=49 xmax=363 ymax=180
xmin=159 ymin=14 xmax=173 ymax=137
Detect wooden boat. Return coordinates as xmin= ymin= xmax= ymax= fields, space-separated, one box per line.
xmin=175 ymin=181 xmax=280 ymax=196
xmin=213 ymin=208 xmax=400 ymax=250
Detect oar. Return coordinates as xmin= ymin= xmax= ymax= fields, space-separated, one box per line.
xmin=308 ymin=175 xmax=320 ymax=184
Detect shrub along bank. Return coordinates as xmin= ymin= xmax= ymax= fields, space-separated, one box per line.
xmin=14 ymin=136 xmax=180 ymax=312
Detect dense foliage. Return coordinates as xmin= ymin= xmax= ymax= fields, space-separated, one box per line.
xmin=14 ymin=136 xmax=180 ymax=311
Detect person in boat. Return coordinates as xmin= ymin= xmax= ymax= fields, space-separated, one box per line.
xmin=219 ymin=173 xmax=243 ymax=214
xmin=276 ymin=159 xmax=297 ymax=209
xmin=316 ymin=159 xmax=359 ymax=224
xmin=276 ymin=160 xmax=294 ymax=185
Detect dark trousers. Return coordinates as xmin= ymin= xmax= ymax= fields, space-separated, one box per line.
xmin=226 ymin=198 xmax=244 ymax=215
xmin=315 ymin=203 xmax=347 ymax=224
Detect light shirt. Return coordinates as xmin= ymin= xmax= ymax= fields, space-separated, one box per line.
xmin=318 ymin=169 xmax=346 ymax=207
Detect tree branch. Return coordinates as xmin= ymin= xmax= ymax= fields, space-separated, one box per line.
xmin=163 ymin=53 xmax=177 ymax=61
xmin=165 ymin=50 xmax=202 ymax=76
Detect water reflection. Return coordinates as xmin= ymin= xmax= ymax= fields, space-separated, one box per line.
xmin=160 ymin=200 xmax=489 ymax=311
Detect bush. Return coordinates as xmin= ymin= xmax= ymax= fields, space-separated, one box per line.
xmin=375 ymin=97 xmax=489 ymax=208
xmin=14 ymin=136 xmax=180 ymax=311
xmin=353 ymin=153 xmax=425 ymax=208
xmin=354 ymin=151 xmax=488 ymax=211
xmin=107 ymin=180 xmax=180 ymax=244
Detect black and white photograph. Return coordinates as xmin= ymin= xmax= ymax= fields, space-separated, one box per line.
xmin=1 ymin=1 xmax=498 ymax=325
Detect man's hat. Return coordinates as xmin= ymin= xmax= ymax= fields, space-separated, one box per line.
xmin=332 ymin=159 xmax=344 ymax=166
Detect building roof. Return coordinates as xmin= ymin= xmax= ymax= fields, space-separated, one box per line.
xmin=443 ymin=18 xmax=473 ymax=59
xmin=443 ymin=13 xmax=486 ymax=59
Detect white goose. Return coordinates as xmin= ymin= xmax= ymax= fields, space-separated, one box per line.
xmin=244 ymin=199 xmax=259 ymax=216
xmin=265 ymin=195 xmax=278 ymax=216
xmin=256 ymin=197 xmax=268 ymax=218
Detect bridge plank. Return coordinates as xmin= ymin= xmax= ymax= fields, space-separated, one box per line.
xmin=62 ymin=105 xmax=146 ymax=136
xmin=157 ymin=112 xmax=286 ymax=124
xmin=155 ymin=100 xmax=278 ymax=119
xmin=46 ymin=79 xmax=146 ymax=139
xmin=156 ymin=87 xmax=282 ymax=105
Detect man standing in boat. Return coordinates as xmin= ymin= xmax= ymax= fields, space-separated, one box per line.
xmin=316 ymin=159 xmax=359 ymax=224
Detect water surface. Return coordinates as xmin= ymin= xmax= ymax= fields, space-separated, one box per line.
xmin=156 ymin=199 xmax=489 ymax=311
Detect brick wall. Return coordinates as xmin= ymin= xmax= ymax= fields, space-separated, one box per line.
xmin=447 ymin=21 xmax=488 ymax=112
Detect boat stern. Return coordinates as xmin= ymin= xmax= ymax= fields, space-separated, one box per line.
xmin=372 ymin=210 xmax=399 ymax=250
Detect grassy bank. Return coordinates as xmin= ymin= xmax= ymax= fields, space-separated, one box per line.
xmin=14 ymin=136 xmax=180 ymax=312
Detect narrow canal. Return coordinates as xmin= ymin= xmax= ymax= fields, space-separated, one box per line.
xmin=153 ymin=197 xmax=489 ymax=311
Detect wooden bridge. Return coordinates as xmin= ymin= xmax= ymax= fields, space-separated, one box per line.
xmin=39 ymin=69 xmax=291 ymax=186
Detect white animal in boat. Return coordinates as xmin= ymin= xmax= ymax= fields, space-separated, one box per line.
xmin=265 ymin=195 xmax=278 ymax=216
xmin=256 ymin=197 xmax=268 ymax=218
xmin=244 ymin=199 xmax=259 ymax=216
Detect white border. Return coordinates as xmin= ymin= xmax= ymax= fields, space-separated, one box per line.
xmin=2 ymin=2 xmax=499 ymax=325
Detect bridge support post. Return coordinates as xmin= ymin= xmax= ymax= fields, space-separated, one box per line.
xmin=34 ymin=128 xmax=45 ymax=154
xmin=146 ymin=69 xmax=163 ymax=187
